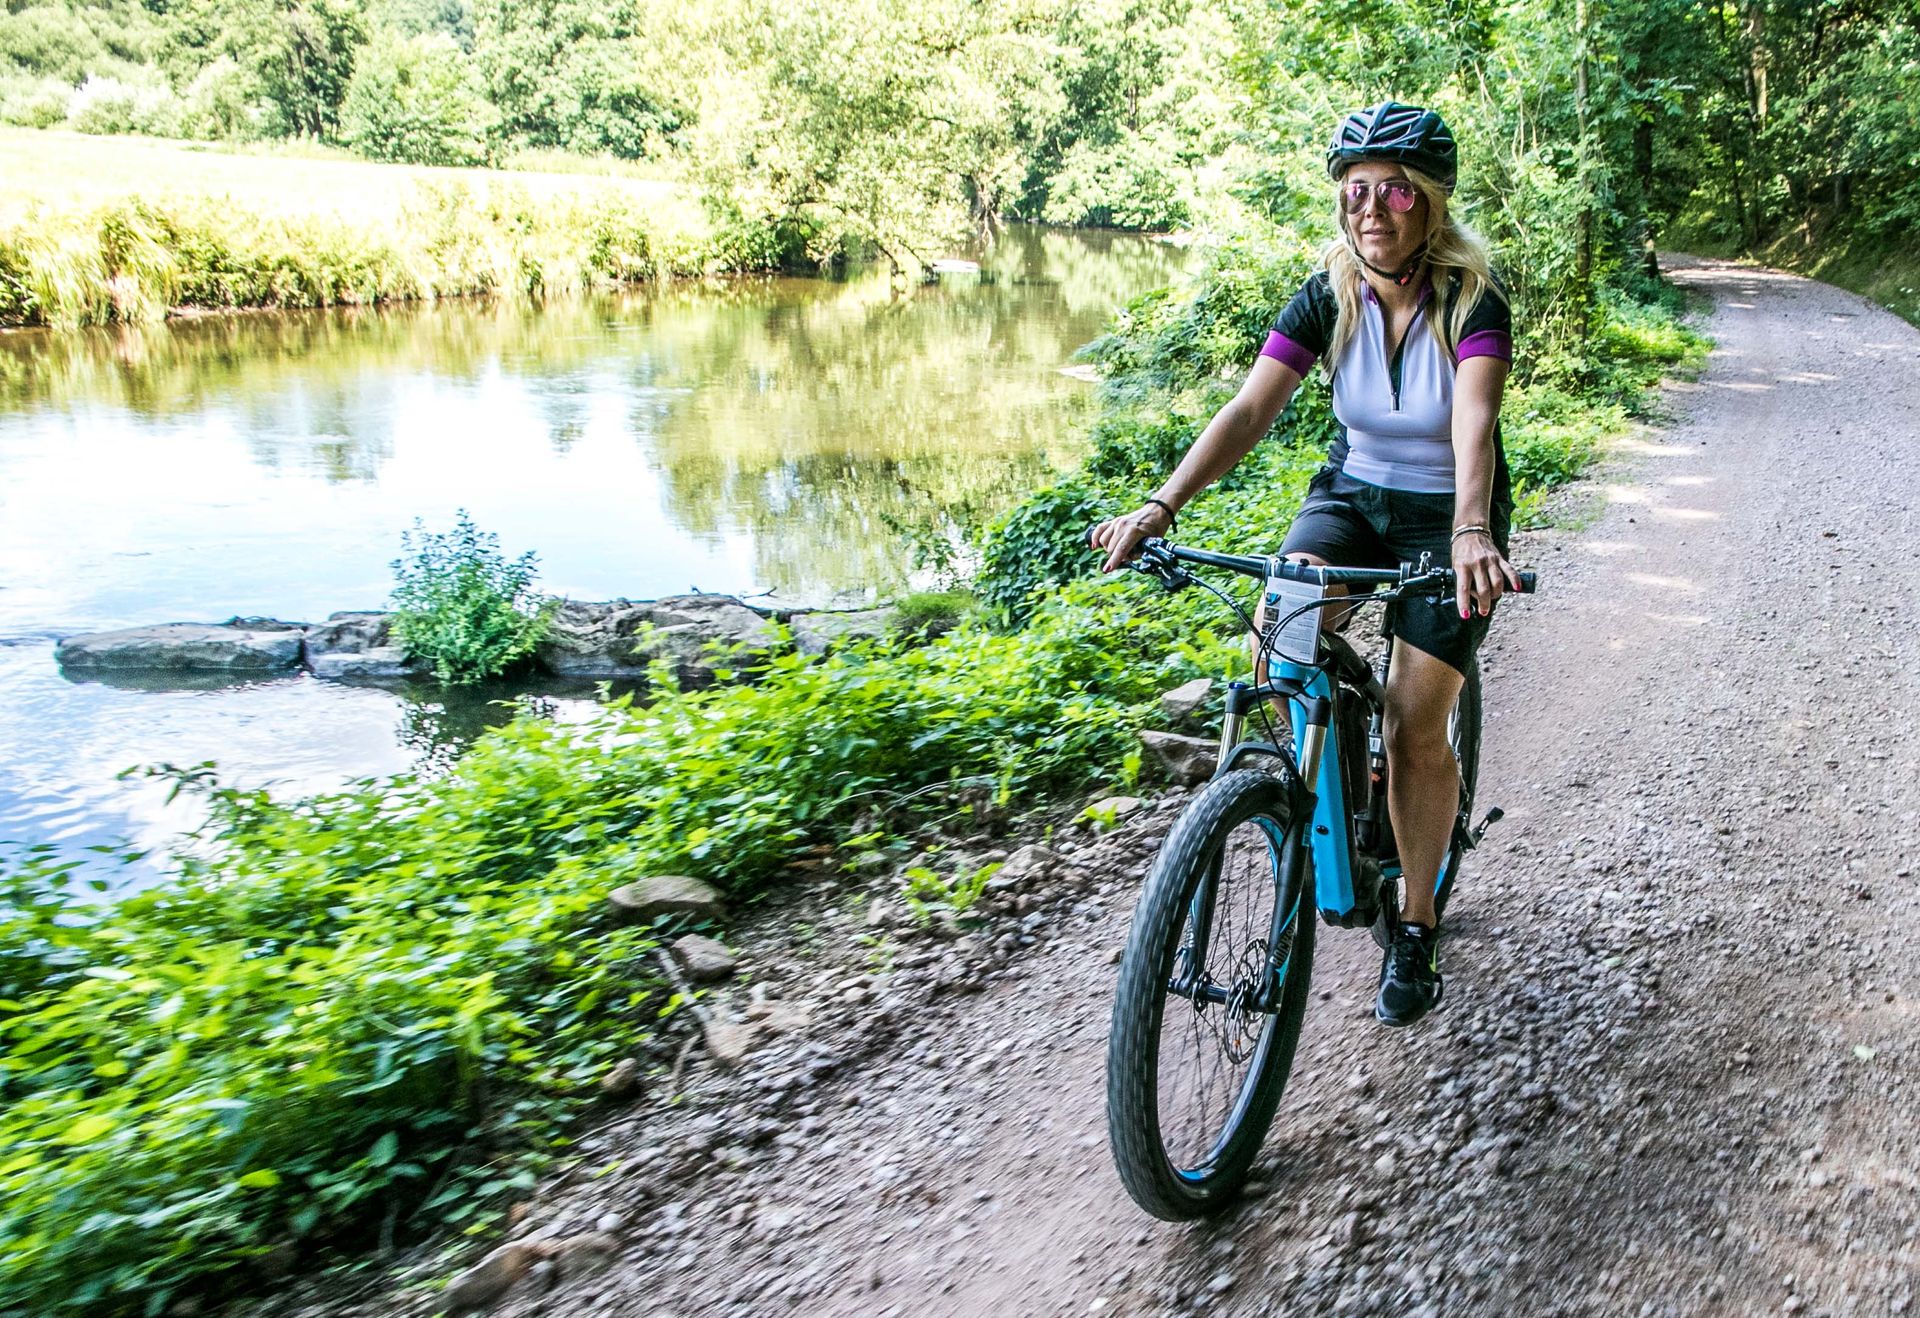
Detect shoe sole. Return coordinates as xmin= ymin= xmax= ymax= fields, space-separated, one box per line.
xmin=1374 ymin=981 xmax=1444 ymax=1029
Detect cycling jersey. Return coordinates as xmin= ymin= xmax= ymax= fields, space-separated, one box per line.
xmin=1259 ymin=270 xmax=1513 ymax=497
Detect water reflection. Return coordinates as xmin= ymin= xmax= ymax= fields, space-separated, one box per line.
xmin=0 ymin=225 xmax=1190 ymax=868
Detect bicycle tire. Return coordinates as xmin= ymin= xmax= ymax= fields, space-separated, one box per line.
xmin=1107 ymin=768 xmax=1316 ymax=1220
xmin=1434 ymin=655 xmax=1481 ymax=924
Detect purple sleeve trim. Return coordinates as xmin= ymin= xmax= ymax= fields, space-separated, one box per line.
xmin=1456 ymin=330 xmax=1513 ymax=362
xmin=1260 ymin=331 xmax=1317 ymax=376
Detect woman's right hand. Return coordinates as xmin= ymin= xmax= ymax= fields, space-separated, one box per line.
xmin=1090 ymin=502 xmax=1175 ymax=574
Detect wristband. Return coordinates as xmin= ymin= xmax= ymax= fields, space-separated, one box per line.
xmin=1450 ymin=524 xmax=1490 ymax=544
xmin=1144 ymin=497 xmax=1178 ymax=530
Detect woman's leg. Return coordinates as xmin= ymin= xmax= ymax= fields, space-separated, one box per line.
xmin=1382 ymin=638 xmax=1465 ymax=928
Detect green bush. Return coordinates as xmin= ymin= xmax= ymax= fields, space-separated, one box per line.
xmin=340 ymin=34 xmax=496 ymax=168
xmin=0 ymin=74 xmax=71 ymax=128
xmin=892 ymin=589 xmax=976 ymax=637
xmin=390 ymin=510 xmax=556 ymax=685
xmin=66 ymin=74 xmax=180 ymax=136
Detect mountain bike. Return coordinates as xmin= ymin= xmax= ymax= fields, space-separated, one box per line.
xmin=1105 ymin=538 xmax=1535 ymax=1220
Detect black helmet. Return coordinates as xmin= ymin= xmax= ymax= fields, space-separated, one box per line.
xmin=1326 ymin=102 xmax=1457 ymax=192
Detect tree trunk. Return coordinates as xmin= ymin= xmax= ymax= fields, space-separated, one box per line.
xmin=1574 ymin=0 xmax=1593 ymax=340
xmin=1634 ymin=115 xmax=1657 ymax=280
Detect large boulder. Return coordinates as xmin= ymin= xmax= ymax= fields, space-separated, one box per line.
xmin=536 ymin=596 xmax=782 ymax=686
xmin=1139 ymin=730 xmax=1218 ymax=786
xmin=302 ymin=611 xmax=419 ymax=681
xmin=1159 ymin=678 xmax=1216 ymax=725
xmin=789 ymin=607 xmax=899 ymax=656
xmin=607 ymin=875 xmax=726 ymax=924
xmin=55 ymin=618 xmax=305 ymax=673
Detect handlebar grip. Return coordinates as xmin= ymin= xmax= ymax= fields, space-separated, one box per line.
xmin=1516 ymin=571 xmax=1537 ymax=594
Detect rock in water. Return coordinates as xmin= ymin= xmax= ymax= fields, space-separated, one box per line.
xmin=536 ymin=596 xmax=781 ymax=686
xmin=303 ymin=611 xmax=418 ymax=680
xmin=607 ymin=876 xmax=726 ymax=923
xmin=56 ymin=620 xmax=305 ymax=673
xmin=789 ymin=607 xmax=900 ymax=656
xmin=670 ymin=933 xmax=739 ymax=982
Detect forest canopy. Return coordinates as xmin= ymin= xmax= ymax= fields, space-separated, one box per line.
xmin=2 ymin=0 xmax=1915 ymax=282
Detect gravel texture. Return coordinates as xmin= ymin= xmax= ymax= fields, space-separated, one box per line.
xmin=281 ymin=257 xmax=1920 ymax=1318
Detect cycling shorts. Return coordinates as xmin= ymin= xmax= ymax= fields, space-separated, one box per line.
xmin=1278 ymin=463 xmax=1511 ymax=676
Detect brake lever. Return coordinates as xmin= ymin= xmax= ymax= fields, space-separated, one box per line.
xmin=1127 ymin=544 xmax=1190 ymax=592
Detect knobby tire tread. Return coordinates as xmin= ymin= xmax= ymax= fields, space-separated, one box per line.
xmin=1107 ymin=769 xmax=1315 ymax=1220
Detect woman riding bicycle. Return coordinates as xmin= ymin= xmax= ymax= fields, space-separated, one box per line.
xmin=1090 ymin=101 xmax=1524 ymax=1028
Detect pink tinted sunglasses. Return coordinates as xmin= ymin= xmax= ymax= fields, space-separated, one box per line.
xmin=1340 ymin=178 xmax=1420 ymax=215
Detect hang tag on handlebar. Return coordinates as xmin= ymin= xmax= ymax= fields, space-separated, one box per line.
xmin=1262 ymin=571 xmax=1326 ymax=671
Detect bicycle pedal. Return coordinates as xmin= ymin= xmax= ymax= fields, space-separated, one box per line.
xmin=1468 ymin=806 xmax=1505 ymax=847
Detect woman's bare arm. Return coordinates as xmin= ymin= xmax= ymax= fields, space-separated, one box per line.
xmin=1092 ymin=356 xmax=1304 ymax=572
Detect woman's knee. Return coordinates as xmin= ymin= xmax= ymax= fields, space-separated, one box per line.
xmin=1383 ymin=700 xmax=1451 ymax=765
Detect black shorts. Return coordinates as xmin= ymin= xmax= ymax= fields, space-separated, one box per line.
xmin=1278 ymin=464 xmax=1511 ymax=676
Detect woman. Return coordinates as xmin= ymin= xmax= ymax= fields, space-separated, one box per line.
xmin=1090 ymin=101 xmax=1524 ymax=1028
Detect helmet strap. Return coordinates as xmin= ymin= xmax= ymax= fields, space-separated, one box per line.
xmin=1346 ymin=235 xmax=1430 ymax=288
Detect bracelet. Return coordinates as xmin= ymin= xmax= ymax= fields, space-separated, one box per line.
xmin=1144 ymin=497 xmax=1179 ymax=530
xmin=1450 ymin=524 xmax=1491 ymax=543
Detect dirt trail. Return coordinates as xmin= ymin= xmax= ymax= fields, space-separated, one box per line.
xmin=396 ymin=258 xmax=1920 ymax=1318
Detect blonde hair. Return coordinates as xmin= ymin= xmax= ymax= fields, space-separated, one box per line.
xmin=1320 ymin=164 xmax=1503 ymax=369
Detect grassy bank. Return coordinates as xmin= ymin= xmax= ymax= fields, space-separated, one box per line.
xmin=0 ymin=229 xmax=1707 ymax=1315
xmin=1763 ymin=232 xmax=1920 ymax=329
xmin=0 ymin=130 xmax=800 ymax=328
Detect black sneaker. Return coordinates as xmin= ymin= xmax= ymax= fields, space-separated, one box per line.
xmin=1375 ymin=921 xmax=1443 ymax=1027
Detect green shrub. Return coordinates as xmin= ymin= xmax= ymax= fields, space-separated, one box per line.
xmin=178 ymin=57 xmax=263 ymax=142
xmin=340 ymin=34 xmax=496 ymax=168
xmin=0 ymin=74 xmax=71 ymax=128
xmin=66 ymin=74 xmax=180 ymax=137
xmin=892 ymin=589 xmax=976 ymax=637
xmin=389 ymin=510 xmax=556 ymax=685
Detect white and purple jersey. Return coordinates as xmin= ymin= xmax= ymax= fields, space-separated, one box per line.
xmin=1260 ymin=271 xmax=1513 ymax=497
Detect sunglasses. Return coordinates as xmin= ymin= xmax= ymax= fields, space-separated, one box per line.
xmin=1340 ymin=178 xmax=1420 ymax=215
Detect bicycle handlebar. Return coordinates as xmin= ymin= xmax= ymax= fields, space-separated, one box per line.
xmin=1128 ymin=538 xmax=1538 ymax=595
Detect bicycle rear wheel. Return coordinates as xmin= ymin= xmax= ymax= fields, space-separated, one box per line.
xmin=1434 ymin=655 xmax=1482 ymax=924
xmin=1107 ymin=768 xmax=1316 ymax=1220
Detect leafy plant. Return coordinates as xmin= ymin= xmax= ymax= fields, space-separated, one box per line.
xmin=900 ymin=862 xmax=997 ymax=919
xmin=389 ymin=510 xmax=557 ymax=686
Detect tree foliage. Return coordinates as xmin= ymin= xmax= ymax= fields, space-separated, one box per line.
xmin=339 ymin=30 xmax=493 ymax=164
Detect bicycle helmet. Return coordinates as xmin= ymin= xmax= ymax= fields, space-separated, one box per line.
xmin=1326 ymin=102 xmax=1457 ymax=192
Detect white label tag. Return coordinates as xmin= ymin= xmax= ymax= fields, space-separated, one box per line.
xmin=1263 ymin=573 xmax=1326 ymax=670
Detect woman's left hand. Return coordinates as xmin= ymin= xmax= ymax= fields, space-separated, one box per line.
xmin=1453 ymin=530 xmax=1523 ymax=619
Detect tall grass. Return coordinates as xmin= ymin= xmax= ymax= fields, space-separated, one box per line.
xmin=0 ymin=132 xmax=803 ymax=328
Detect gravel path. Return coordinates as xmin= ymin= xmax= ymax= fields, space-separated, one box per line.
xmin=372 ymin=257 xmax=1920 ymax=1318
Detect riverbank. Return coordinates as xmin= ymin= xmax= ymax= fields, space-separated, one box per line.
xmin=0 ymin=130 xmax=801 ymax=328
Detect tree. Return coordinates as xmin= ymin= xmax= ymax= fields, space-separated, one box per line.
xmin=340 ymin=30 xmax=494 ymax=164
xmin=468 ymin=0 xmax=684 ymax=157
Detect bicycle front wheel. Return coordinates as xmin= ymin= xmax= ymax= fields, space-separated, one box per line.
xmin=1107 ymin=769 xmax=1316 ymax=1220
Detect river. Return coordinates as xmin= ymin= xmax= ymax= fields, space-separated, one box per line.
xmin=0 ymin=225 xmax=1190 ymax=874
